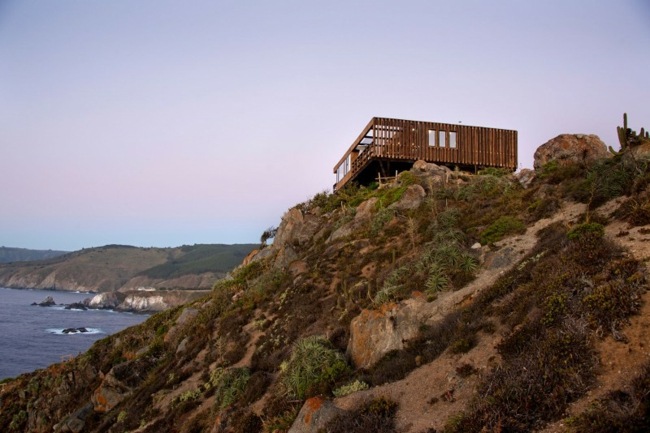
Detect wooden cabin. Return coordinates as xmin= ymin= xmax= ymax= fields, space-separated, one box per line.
xmin=333 ymin=117 xmax=518 ymax=191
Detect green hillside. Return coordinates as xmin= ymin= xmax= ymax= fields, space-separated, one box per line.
xmin=0 ymin=246 xmax=69 ymax=263
xmin=0 ymin=243 xmax=258 ymax=292
xmin=137 ymin=244 xmax=258 ymax=279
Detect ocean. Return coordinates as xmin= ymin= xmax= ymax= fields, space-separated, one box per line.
xmin=0 ymin=287 xmax=149 ymax=380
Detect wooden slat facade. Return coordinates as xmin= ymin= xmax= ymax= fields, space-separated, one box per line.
xmin=333 ymin=117 xmax=518 ymax=191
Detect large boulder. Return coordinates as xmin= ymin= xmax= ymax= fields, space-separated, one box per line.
xmin=91 ymin=357 xmax=152 ymax=413
xmin=388 ymin=184 xmax=426 ymax=211
xmin=347 ymin=299 xmax=429 ymax=369
xmin=271 ymin=208 xmax=323 ymax=267
xmin=274 ymin=208 xmax=321 ymax=249
xmin=329 ymin=197 xmax=379 ymax=242
xmin=288 ymin=396 xmax=346 ymax=433
xmin=533 ymin=134 xmax=610 ymax=171
xmin=54 ymin=403 xmax=94 ymax=433
xmin=91 ymin=369 xmax=133 ymax=413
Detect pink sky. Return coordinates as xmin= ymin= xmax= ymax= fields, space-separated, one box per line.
xmin=1 ymin=0 xmax=649 ymax=250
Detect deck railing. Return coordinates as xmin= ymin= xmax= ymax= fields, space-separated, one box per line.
xmin=335 ymin=117 xmax=518 ymax=190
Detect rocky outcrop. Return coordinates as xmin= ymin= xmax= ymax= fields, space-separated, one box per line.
xmin=288 ymin=396 xmax=345 ymax=433
xmin=91 ymin=355 xmax=155 ymax=414
xmin=87 ymin=291 xmax=124 ymax=309
xmin=85 ymin=290 xmax=204 ymax=312
xmin=347 ymin=299 xmax=429 ymax=369
xmin=515 ymin=168 xmax=535 ymax=188
xmin=54 ymin=403 xmax=93 ymax=433
xmin=33 ymin=295 xmax=56 ymax=307
xmin=412 ymin=159 xmax=451 ymax=178
xmin=92 ymin=369 xmax=133 ymax=413
xmin=119 ymin=294 xmax=167 ymax=312
xmin=329 ymin=198 xmax=379 ymax=242
xmin=388 ymin=184 xmax=426 ymax=210
xmin=251 ymin=206 xmax=324 ymax=268
xmin=533 ymin=134 xmax=610 ymax=170
xmin=274 ymin=208 xmax=322 ymax=249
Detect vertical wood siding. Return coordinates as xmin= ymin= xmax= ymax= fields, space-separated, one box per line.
xmin=334 ymin=117 xmax=517 ymax=190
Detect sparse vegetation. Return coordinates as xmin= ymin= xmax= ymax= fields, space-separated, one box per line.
xmin=322 ymin=396 xmax=398 ymax=433
xmin=2 ymin=121 xmax=650 ymax=433
xmin=479 ymin=215 xmax=525 ymax=244
xmin=333 ymin=379 xmax=370 ymax=397
xmin=567 ymin=362 xmax=650 ymax=432
xmin=281 ymin=336 xmax=349 ymax=399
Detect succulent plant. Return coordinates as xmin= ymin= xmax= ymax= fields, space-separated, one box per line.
xmin=611 ymin=113 xmax=650 ymax=155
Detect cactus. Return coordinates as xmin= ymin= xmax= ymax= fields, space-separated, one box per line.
xmin=614 ymin=113 xmax=649 ymax=154
xmin=617 ymin=112 xmax=630 ymax=150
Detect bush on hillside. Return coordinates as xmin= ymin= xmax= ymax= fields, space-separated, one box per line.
xmin=479 ymin=216 xmax=525 ymax=244
xmin=281 ymin=336 xmax=348 ymax=399
xmin=322 ymin=397 xmax=398 ymax=433
xmin=567 ymin=361 xmax=650 ymax=432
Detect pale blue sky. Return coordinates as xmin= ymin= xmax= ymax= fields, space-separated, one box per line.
xmin=1 ymin=0 xmax=649 ymax=251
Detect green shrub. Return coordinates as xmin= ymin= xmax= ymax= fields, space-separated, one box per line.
xmin=539 ymin=160 xmax=585 ymax=184
xmin=333 ymin=380 xmax=370 ymax=397
xmin=478 ymin=167 xmax=511 ymax=177
xmin=207 ymin=367 xmax=251 ymax=409
xmin=567 ymin=222 xmax=604 ymax=240
xmin=281 ymin=336 xmax=349 ymax=399
xmin=479 ymin=216 xmax=525 ymax=244
xmin=374 ymin=265 xmax=412 ymax=305
xmin=425 ymin=263 xmax=449 ymax=294
xmin=369 ymin=207 xmax=395 ymax=236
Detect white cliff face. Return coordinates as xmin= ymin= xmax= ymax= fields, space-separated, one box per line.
xmin=119 ymin=295 xmax=168 ymax=312
xmin=88 ymin=292 xmax=121 ymax=308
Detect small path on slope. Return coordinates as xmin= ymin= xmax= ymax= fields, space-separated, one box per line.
xmin=419 ymin=201 xmax=587 ymax=326
xmin=539 ymin=197 xmax=650 ymax=433
xmin=336 ymin=201 xmax=589 ymax=433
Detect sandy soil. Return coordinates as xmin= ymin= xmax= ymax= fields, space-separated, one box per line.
xmin=336 ymin=197 xmax=650 ymax=433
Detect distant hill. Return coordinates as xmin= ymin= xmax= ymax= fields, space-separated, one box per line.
xmin=0 ymin=243 xmax=258 ymax=292
xmin=0 ymin=246 xmax=69 ymax=263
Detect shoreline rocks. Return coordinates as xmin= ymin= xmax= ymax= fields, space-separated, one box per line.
xmin=62 ymin=327 xmax=89 ymax=334
xmin=32 ymin=295 xmax=56 ymax=307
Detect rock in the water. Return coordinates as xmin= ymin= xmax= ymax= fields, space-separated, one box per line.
xmin=35 ymin=296 xmax=56 ymax=307
xmin=533 ymin=134 xmax=610 ymax=171
xmin=65 ymin=302 xmax=87 ymax=310
xmin=62 ymin=327 xmax=89 ymax=334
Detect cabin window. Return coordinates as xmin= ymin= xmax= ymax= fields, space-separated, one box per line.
xmin=336 ymin=155 xmax=351 ymax=183
xmin=428 ymin=129 xmax=437 ymax=147
xmin=439 ymin=130 xmax=447 ymax=147
xmin=449 ymin=131 xmax=457 ymax=148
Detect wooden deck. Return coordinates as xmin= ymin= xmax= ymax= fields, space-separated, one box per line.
xmin=333 ymin=117 xmax=517 ymax=190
